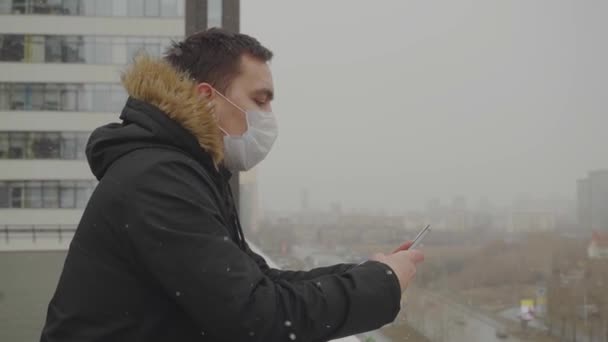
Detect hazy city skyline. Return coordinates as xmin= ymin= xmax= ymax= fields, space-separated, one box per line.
xmin=242 ymin=0 xmax=607 ymax=212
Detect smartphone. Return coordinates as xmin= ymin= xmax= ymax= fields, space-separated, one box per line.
xmin=391 ymin=224 xmax=431 ymax=254
xmin=409 ymin=224 xmax=431 ymax=249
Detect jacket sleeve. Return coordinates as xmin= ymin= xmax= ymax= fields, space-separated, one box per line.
xmin=244 ymin=243 xmax=358 ymax=282
xmin=125 ymin=160 xmax=402 ymax=342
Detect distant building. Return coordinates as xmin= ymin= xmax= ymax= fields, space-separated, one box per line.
xmin=578 ymin=170 xmax=608 ymax=232
xmin=578 ymin=178 xmax=591 ymax=230
xmin=300 ymin=188 xmax=309 ymax=211
xmin=588 ymin=232 xmax=608 ymax=259
xmin=451 ymin=196 xmax=467 ymax=212
xmin=507 ymin=211 xmax=556 ymax=233
xmin=239 ymin=168 xmax=260 ymax=234
xmin=448 ymin=196 xmax=470 ymax=231
xmin=426 ymin=197 xmax=444 ymax=224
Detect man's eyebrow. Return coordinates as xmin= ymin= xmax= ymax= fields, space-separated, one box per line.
xmin=254 ymin=88 xmax=274 ymax=101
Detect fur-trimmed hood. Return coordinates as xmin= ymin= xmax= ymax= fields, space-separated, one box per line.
xmin=121 ymin=55 xmax=223 ymax=164
xmin=86 ymin=56 xmax=224 ymax=180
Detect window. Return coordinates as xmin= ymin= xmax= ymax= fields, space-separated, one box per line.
xmin=0 ymin=82 xmax=124 ymax=112
xmin=63 ymin=36 xmax=84 ymax=63
xmin=0 ymin=34 xmax=24 ymax=61
xmin=44 ymin=35 xmax=63 ymax=62
xmin=28 ymin=84 xmax=44 ymax=110
xmin=0 ymin=180 xmax=96 ymax=208
xmin=78 ymin=83 xmax=94 ymax=111
xmin=80 ymin=0 xmax=94 ymax=15
xmin=60 ymin=132 xmax=77 ymax=159
xmin=94 ymin=36 xmax=113 ymax=64
xmin=8 ymin=132 xmax=26 ymax=158
xmin=111 ymin=0 xmax=127 ymax=16
xmin=42 ymin=84 xmax=60 ymax=110
xmin=127 ymin=0 xmax=144 ymax=16
xmin=111 ymin=37 xmax=127 ymax=64
xmin=0 ymin=0 xmax=183 ymax=16
xmin=109 ymin=85 xmax=127 ymax=113
xmin=0 ymin=132 xmax=8 ymax=158
xmin=0 ymin=131 xmax=90 ymax=160
xmin=0 ymin=0 xmax=12 ymax=14
xmin=0 ymin=181 xmax=8 ymax=207
xmin=60 ymin=84 xmax=79 ymax=111
xmin=9 ymin=84 xmax=26 ymax=110
xmin=90 ymin=84 xmax=111 ymax=112
xmin=127 ymin=37 xmax=145 ymax=60
xmin=25 ymin=181 xmax=43 ymax=208
xmin=94 ymin=0 xmax=112 ymax=16
xmin=26 ymin=35 xmax=46 ymax=63
xmin=30 ymin=132 xmax=61 ymax=158
xmin=144 ymin=37 xmax=161 ymax=58
xmin=75 ymin=180 xmax=94 ymax=208
xmin=9 ymin=182 xmax=23 ymax=208
xmin=160 ymin=0 xmax=177 ymax=17
xmin=41 ymin=36 xmax=85 ymax=63
xmin=10 ymin=0 xmax=26 ymax=14
xmin=42 ymin=181 xmax=60 ymax=208
xmin=207 ymin=0 xmax=222 ymax=28
xmin=63 ymin=0 xmax=81 ymax=15
xmin=144 ymin=0 xmax=160 ymax=17
xmin=1 ymin=34 xmax=179 ymax=65
xmin=59 ymin=181 xmax=76 ymax=208
xmin=81 ymin=36 xmax=96 ymax=64
xmin=32 ymin=0 xmax=58 ymax=14
xmin=0 ymin=83 xmax=8 ymax=110
xmin=75 ymin=133 xmax=88 ymax=159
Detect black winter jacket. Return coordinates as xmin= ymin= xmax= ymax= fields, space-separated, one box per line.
xmin=40 ymin=56 xmax=402 ymax=342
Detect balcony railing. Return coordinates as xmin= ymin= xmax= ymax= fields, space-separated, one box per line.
xmin=0 ymin=224 xmax=76 ymax=251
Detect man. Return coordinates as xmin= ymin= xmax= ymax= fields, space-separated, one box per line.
xmin=41 ymin=28 xmax=423 ymax=342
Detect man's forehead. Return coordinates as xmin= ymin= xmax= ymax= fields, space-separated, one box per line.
xmin=238 ymin=55 xmax=274 ymax=90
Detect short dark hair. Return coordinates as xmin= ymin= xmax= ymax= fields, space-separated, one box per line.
xmin=164 ymin=28 xmax=273 ymax=92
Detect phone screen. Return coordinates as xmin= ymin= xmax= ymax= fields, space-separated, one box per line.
xmin=409 ymin=224 xmax=431 ymax=249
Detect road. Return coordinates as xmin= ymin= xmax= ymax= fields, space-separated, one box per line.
xmin=404 ymin=287 xmax=521 ymax=342
xmin=499 ymin=307 xmax=547 ymax=331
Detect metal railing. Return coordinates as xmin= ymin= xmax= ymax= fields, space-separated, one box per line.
xmin=1 ymin=224 xmax=77 ymax=244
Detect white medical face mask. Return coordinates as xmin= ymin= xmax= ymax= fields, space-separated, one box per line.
xmin=214 ymin=91 xmax=278 ymax=172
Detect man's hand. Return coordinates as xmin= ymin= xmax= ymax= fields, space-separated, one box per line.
xmin=371 ymin=244 xmax=424 ymax=292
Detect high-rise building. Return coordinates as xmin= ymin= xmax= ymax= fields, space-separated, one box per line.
xmin=0 ymin=0 xmax=240 ymax=245
xmin=578 ymin=177 xmax=591 ymax=231
xmin=578 ymin=169 xmax=608 ymax=232
xmin=0 ymin=0 xmax=186 ymax=250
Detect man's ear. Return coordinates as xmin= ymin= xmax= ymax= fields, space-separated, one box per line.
xmin=196 ymin=82 xmax=215 ymax=99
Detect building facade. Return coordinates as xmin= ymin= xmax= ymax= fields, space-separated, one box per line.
xmin=0 ymin=0 xmax=185 ymax=250
xmin=578 ymin=169 xmax=608 ymax=233
xmin=0 ymin=0 xmax=236 ymax=250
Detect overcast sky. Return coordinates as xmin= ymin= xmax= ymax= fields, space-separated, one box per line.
xmin=241 ymin=0 xmax=607 ymax=213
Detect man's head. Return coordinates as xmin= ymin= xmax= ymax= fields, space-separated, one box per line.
xmin=165 ymin=28 xmax=274 ymax=137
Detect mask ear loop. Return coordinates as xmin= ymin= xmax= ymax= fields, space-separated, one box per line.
xmin=212 ymin=88 xmax=250 ymax=137
xmin=213 ymin=89 xmax=247 ymax=114
xmin=202 ymin=96 xmax=228 ymax=136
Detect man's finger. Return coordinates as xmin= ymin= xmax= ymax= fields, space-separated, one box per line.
xmin=392 ymin=240 xmax=414 ymax=254
xmin=407 ymin=250 xmax=424 ymax=264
